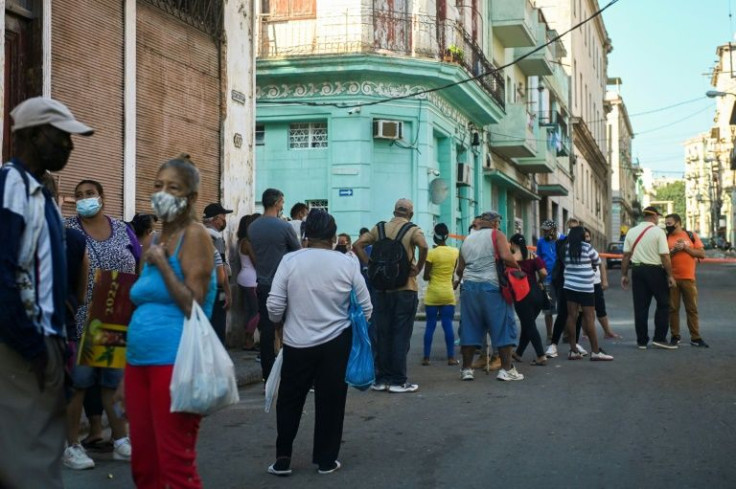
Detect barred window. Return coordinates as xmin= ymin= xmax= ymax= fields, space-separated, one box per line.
xmin=289 ymin=122 xmax=328 ymax=149
xmin=256 ymin=124 xmax=265 ymax=145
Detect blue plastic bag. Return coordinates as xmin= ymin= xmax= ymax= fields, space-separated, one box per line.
xmin=345 ymin=291 xmax=375 ymax=390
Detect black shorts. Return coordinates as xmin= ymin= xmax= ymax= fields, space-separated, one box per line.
xmin=563 ymin=288 xmax=595 ymax=307
xmin=593 ymin=283 xmax=607 ymax=318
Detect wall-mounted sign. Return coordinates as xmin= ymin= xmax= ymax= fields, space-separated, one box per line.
xmin=338 ymin=188 xmax=354 ymax=197
xmin=231 ymin=90 xmax=246 ymax=105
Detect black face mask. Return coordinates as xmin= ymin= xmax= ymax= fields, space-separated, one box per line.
xmin=665 ymin=225 xmax=676 ymax=235
xmin=545 ymin=234 xmax=554 ymax=241
xmin=335 ymin=244 xmax=348 ymax=253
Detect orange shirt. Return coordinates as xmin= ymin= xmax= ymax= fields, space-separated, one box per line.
xmin=667 ymin=229 xmax=703 ymax=280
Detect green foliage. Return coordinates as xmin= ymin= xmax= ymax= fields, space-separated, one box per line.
xmin=654 ymin=181 xmax=686 ymax=218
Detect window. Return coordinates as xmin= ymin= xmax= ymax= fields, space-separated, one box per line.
xmin=306 ymin=199 xmax=328 ymax=212
xmin=256 ymin=124 xmax=265 ymax=146
xmin=269 ymin=0 xmax=316 ymax=20
xmin=289 ymin=122 xmax=328 ymax=149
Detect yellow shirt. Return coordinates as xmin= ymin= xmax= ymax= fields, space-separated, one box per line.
xmin=424 ymin=245 xmax=459 ymax=305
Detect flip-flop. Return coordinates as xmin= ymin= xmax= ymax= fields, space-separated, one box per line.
xmin=81 ymin=436 xmax=112 ymax=450
xmin=530 ymin=359 xmax=547 ymax=366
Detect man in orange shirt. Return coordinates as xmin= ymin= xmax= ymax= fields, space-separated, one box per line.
xmin=665 ymin=213 xmax=708 ymax=347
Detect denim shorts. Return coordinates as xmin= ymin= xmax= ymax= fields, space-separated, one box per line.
xmin=460 ymin=281 xmax=518 ymax=348
xmin=71 ymin=363 xmax=124 ymax=390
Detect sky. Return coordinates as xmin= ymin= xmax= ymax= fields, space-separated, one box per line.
xmin=602 ymin=0 xmax=733 ymax=176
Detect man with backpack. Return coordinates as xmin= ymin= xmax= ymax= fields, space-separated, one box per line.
xmin=353 ymin=199 xmax=428 ymax=393
xmin=664 ymin=213 xmax=708 ymax=348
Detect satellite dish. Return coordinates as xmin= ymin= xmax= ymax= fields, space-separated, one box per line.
xmin=429 ymin=178 xmax=449 ymax=205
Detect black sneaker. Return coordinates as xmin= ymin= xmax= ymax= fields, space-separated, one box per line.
xmin=691 ymin=339 xmax=710 ymax=348
xmin=268 ymin=457 xmax=292 ymax=476
xmin=669 ymin=336 xmax=680 ymax=346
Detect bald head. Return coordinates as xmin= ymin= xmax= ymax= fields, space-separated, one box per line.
xmin=393 ymin=198 xmax=414 ymax=218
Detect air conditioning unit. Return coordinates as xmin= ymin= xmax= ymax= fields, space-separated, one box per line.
xmin=457 ymin=163 xmax=472 ymax=186
xmin=373 ymin=120 xmax=403 ymax=140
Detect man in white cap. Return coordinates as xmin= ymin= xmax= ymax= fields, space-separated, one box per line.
xmin=0 ymin=97 xmax=93 ymax=488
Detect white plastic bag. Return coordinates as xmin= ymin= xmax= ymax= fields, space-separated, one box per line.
xmin=264 ymin=349 xmax=283 ymax=413
xmin=170 ymin=301 xmax=240 ymax=415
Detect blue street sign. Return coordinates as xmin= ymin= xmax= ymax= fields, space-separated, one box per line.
xmin=338 ymin=188 xmax=354 ymax=197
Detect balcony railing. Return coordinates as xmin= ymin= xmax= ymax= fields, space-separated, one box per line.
xmin=258 ymin=9 xmax=504 ymax=108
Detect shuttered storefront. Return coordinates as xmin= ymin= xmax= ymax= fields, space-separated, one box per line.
xmin=136 ymin=1 xmax=221 ymax=218
xmin=52 ymin=0 xmax=124 ymax=217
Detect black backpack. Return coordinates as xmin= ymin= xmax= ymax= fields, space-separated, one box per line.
xmin=367 ymin=221 xmax=416 ymax=291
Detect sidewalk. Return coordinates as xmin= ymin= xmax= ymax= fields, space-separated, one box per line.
xmin=230 ymin=348 xmax=264 ymax=387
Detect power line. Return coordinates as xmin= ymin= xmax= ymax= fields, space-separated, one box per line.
xmin=259 ymin=0 xmax=622 ymax=109
xmin=634 ymin=104 xmax=714 ymax=136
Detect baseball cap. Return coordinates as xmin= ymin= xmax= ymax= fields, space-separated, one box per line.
xmin=642 ymin=206 xmax=661 ymax=217
xmin=541 ymin=219 xmax=557 ymax=230
xmin=11 ymin=97 xmax=94 ymax=135
xmin=480 ymin=211 xmax=502 ymax=222
xmin=203 ymin=203 xmax=233 ymax=218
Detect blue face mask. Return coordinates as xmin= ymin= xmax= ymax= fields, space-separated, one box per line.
xmin=76 ymin=197 xmax=102 ymax=218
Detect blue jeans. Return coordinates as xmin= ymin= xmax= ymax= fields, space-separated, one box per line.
xmin=424 ymin=305 xmax=455 ymax=359
xmin=373 ymin=290 xmax=418 ymax=386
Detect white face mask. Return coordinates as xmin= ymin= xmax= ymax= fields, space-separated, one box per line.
xmin=150 ymin=191 xmax=188 ymax=223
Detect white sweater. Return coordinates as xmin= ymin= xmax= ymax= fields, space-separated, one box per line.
xmin=267 ymin=248 xmax=373 ymax=348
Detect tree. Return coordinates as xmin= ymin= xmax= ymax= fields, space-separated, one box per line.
xmin=654 ymin=180 xmax=685 ymax=218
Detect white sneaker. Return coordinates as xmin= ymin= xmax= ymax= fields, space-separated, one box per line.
xmin=545 ymin=344 xmax=558 ymax=358
xmin=113 ymin=437 xmax=132 ymax=461
xmin=388 ymin=383 xmax=419 ymax=393
xmin=460 ymin=368 xmax=475 ymax=381
xmin=590 ymin=351 xmax=614 ymax=361
xmin=496 ymin=367 xmax=524 ymax=381
xmin=576 ymin=344 xmax=588 ymax=356
xmin=64 ymin=444 xmax=95 ymax=470
xmin=370 ymin=383 xmax=388 ymax=392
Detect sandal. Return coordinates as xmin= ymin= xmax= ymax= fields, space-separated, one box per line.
xmin=511 ymin=352 xmax=524 ymax=363
xmin=530 ymin=358 xmax=547 ymax=366
xmin=447 ymin=358 xmax=459 ymax=366
xmin=421 ymin=358 xmax=431 ymax=366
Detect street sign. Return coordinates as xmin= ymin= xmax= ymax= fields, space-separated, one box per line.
xmin=338 ymin=188 xmax=353 ymax=197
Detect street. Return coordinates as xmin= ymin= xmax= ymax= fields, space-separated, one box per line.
xmin=63 ymin=264 xmax=736 ymax=489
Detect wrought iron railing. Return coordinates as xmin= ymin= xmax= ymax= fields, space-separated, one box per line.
xmin=258 ymin=9 xmax=504 ymax=108
xmin=142 ymin=0 xmax=223 ymax=40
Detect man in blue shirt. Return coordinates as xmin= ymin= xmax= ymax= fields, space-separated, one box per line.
xmin=0 ymin=97 xmax=93 ymax=489
xmin=536 ymin=220 xmax=560 ymax=341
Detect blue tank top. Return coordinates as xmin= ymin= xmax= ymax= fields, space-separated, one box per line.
xmin=126 ymin=234 xmax=217 ymax=366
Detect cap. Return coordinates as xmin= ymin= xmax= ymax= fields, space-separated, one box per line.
xmin=203 ymin=203 xmax=233 ymax=218
xmin=642 ymin=206 xmax=661 ymax=217
xmin=480 ymin=211 xmax=502 ymax=222
xmin=394 ymin=198 xmax=414 ymax=213
xmin=11 ymin=97 xmax=94 ymax=135
xmin=541 ymin=219 xmax=557 ymax=230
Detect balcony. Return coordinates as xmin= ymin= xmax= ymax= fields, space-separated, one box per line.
xmin=257 ymin=9 xmax=505 ymax=109
xmin=490 ymin=0 xmax=536 ymax=47
xmin=513 ymin=22 xmax=554 ymax=76
xmin=516 ymin=127 xmax=557 ymax=173
xmin=491 ymin=103 xmax=538 ymax=158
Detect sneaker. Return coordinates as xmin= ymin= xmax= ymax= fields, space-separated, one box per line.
xmin=691 ymin=339 xmax=710 ymax=348
xmin=637 ymin=344 xmax=647 ymax=350
xmin=460 ymin=368 xmax=474 ymax=381
xmin=545 ymin=344 xmax=558 ymax=358
xmin=568 ymin=350 xmax=583 ymax=360
xmin=267 ymin=458 xmax=292 ymax=476
xmin=670 ymin=336 xmax=680 ymax=346
xmin=388 ymin=383 xmax=419 ymax=393
xmin=112 ymin=437 xmax=131 ymax=461
xmin=370 ymin=383 xmax=388 ymax=392
xmin=576 ymin=344 xmax=588 ymax=356
xmin=496 ymin=367 xmax=524 ymax=381
xmin=63 ymin=444 xmax=95 ymax=470
xmin=652 ymin=340 xmax=678 ymax=350
xmin=590 ymin=351 xmax=614 ymax=361
xmin=318 ymin=460 xmax=341 ymax=474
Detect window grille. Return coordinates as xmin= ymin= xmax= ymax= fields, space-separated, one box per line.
xmin=289 ymin=122 xmax=328 ymax=149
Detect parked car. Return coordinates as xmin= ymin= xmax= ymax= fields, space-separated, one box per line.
xmin=606 ymin=241 xmax=624 ymax=269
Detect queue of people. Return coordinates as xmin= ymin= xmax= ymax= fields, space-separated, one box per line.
xmin=0 ymin=96 xmax=710 ymax=488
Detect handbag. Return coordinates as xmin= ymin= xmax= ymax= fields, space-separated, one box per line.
xmin=170 ymin=301 xmax=240 ymax=416
xmin=492 ymin=230 xmax=531 ymax=304
xmin=345 ymin=290 xmax=375 ymax=390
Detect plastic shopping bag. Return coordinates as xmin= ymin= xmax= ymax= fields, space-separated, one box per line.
xmin=264 ymin=349 xmax=283 ymax=413
xmin=170 ymin=301 xmax=240 ymax=415
xmin=345 ymin=291 xmax=375 ymax=390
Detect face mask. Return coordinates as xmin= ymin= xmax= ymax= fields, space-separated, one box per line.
xmin=585 ymin=239 xmax=591 ymax=243
xmin=665 ymin=225 xmax=676 ymax=235
xmin=151 ymin=191 xmax=188 ymax=223
xmin=335 ymin=244 xmax=348 ymax=253
xmin=76 ymin=197 xmax=101 ymax=218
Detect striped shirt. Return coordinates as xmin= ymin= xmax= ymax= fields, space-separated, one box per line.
xmin=0 ymin=160 xmax=67 ymax=360
xmin=562 ymin=241 xmax=600 ymax=293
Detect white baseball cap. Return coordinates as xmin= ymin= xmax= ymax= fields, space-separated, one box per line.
xmin=10 ymin=97 xmax=94 ymax=136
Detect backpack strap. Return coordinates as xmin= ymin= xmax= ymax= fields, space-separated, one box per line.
xmin=376 ymin=221 xmax=387 ymax=241
xmin=394 ymin=222 xmax=416 ymax=243
xmin=686 ymin=230 xmax=695 ymax=243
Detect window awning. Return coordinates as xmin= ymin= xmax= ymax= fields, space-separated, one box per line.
xmin=485 ymin=170 xmax=540 ymax=201
xmin=537 ymin=184 xmax=569 ymax=196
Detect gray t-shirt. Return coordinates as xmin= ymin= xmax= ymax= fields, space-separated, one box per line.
xmin=248 ymin=216 xmax=301 ymax=287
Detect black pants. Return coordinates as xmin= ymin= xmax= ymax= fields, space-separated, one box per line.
xmin=211 ymin=291 xmax=227 ymax=347
xmin=514 ymin=291 xmax=544 ymax=357
xmin=632 ymin=265 xmax=670 ymax=345
xmin=551 ymin=286 xmax=582 ymax=345
xmin=257 ymin=284 xmax=277 ymax=381
xmin=83 ymin=384 xmax=103 ymax=418
xmin=276 ymin=328 xmax=352 ymax=468
xmin=373 ymin=290 xmax=418 ymax=386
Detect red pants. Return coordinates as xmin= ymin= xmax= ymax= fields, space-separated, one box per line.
xmin=125 ymin=365 xmax=202 ymax=489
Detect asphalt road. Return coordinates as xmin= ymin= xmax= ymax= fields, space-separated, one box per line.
xmin=63 ymin=264 xmax=736 ymax=489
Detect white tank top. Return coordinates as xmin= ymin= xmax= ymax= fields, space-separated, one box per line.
xmin=237 ymin=252 xmax=257 ymax=287
xmin=460 ymin=228 xmax=499 ymax=286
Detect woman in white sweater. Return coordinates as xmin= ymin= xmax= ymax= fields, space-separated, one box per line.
xmin=266 ymin=209 xmax=372 ymax=477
